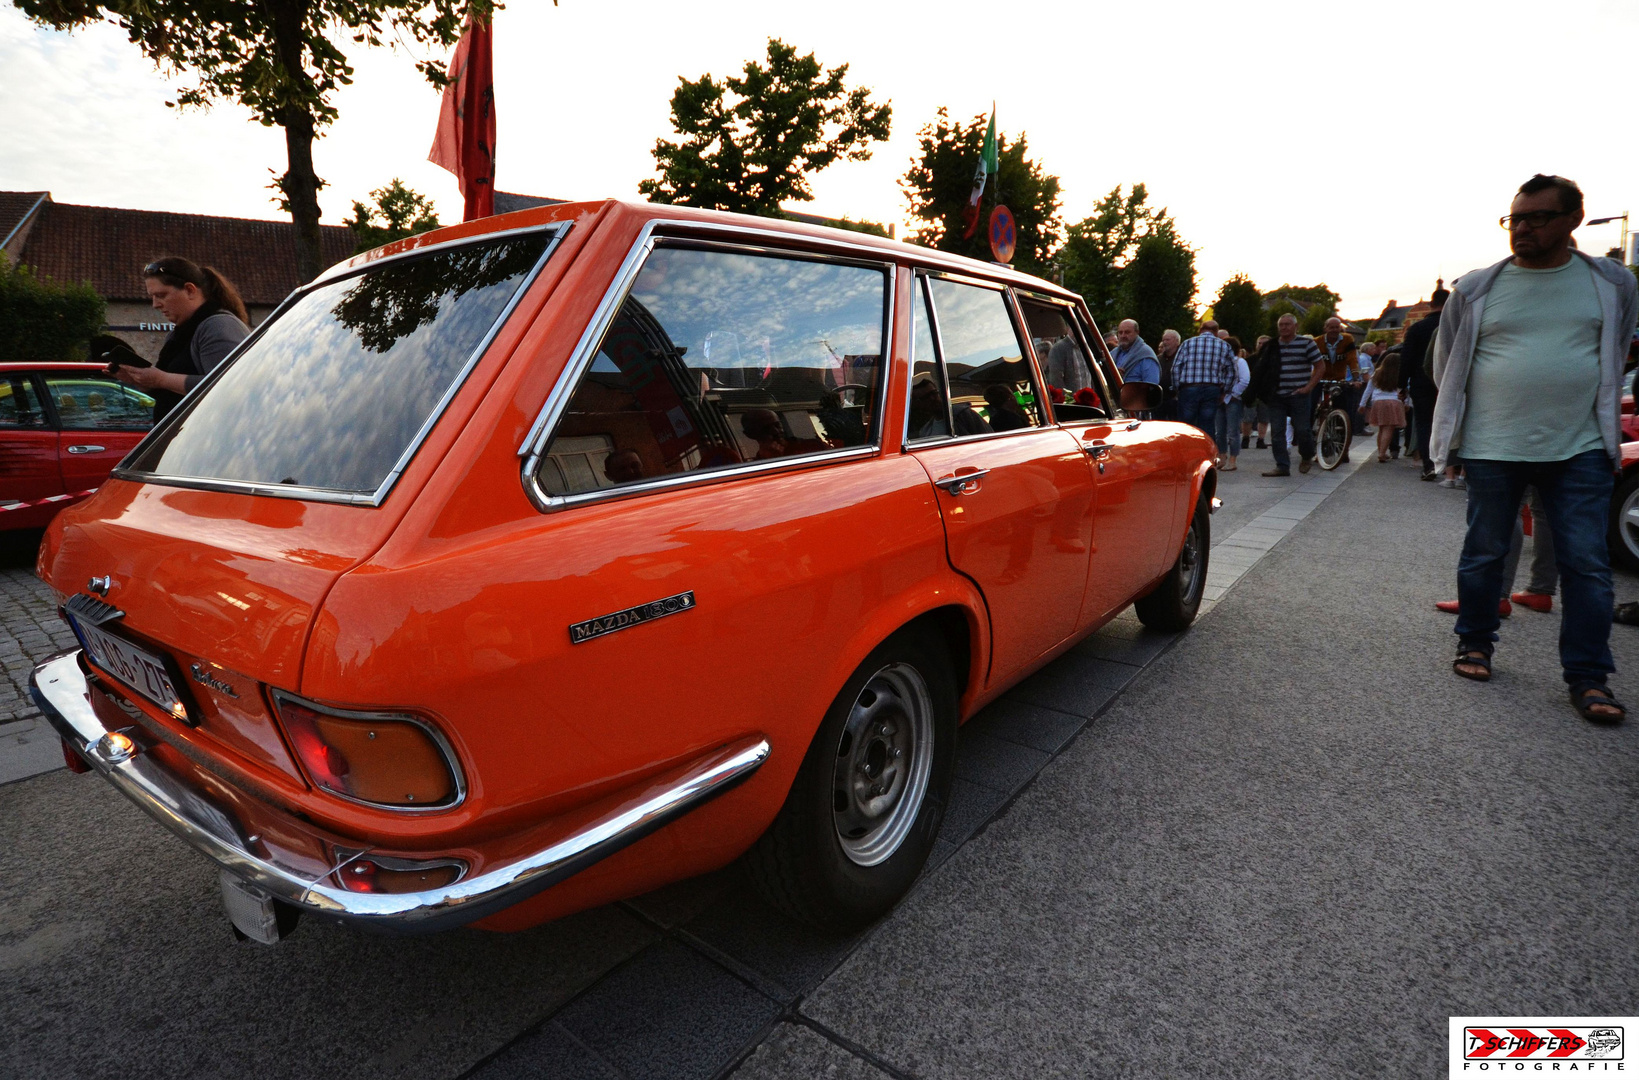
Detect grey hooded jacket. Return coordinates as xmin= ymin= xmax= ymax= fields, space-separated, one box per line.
xmin=1430 ymin=250 xmax=1638 ymax=469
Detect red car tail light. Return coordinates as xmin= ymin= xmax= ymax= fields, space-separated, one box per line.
xmin=271 ymin=692 xmax=463 ymax=810
xmin=335 ymin=855 xmax=466 ymax=894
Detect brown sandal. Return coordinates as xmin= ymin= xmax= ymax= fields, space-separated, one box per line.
xmin=1453 ymin=648 xmax=1492 ymax=682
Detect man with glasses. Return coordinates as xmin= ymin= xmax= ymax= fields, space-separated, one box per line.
xmin=1433 ymin=174 xmax=1638 ymax=722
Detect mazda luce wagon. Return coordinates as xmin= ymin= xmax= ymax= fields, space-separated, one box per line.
xmin=31 ymin=201 xmax=1216 ymax=944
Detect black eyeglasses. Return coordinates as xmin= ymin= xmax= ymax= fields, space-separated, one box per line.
xmin=1499 ymin=210 xmax=1574 ymax=231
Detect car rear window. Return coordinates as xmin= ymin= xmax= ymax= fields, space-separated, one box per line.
xmin=125 ymin=232 xmax=553 ymax=497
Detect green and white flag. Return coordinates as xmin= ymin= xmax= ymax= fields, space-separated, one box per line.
xmin=962 ymin=105 xmax=997 ymax=239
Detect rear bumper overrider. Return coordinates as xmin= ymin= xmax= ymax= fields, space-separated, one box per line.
xmin=30 ymin=649 xmax=769 ymax=933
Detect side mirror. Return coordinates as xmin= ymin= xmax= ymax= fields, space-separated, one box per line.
xmin=1119 ymin=381 xmax=1162 ymax=413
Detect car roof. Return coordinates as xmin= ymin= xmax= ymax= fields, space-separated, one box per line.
xmin=0 ymin=362 xmax=115 ymax=373
xmin=319 ymin=199 xmax=1082 ymax=305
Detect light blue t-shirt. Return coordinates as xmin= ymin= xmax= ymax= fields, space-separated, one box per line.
xmin=1459 ymin=258 xmax=1604 ymax=461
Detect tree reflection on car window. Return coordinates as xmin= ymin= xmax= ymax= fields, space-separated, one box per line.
xmin=126 ymin=233 xmax=551 ymax=494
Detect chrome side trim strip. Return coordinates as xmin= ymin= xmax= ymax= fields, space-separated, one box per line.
xmin=31 ymin=650 xmax=769 ymax=933
xmin=518 ymin=221 xmax=896 ymax=514
xmin=113 ymin=223 xmax=569 ymax=509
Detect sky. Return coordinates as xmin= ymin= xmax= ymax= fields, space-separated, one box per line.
xmin=4 ymin=0 xmax=1638 ymax=322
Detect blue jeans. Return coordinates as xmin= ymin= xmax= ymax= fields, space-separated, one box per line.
xmin=1456 ymin=450 xmax=1616 ymax=685
xmin=1214 ymin=396 xmax=1244 ymax=456
xmin=1265 ymin=391 xmax=1314 ymax=470
xmin=1177 ymin=384 xmax=1223 ymax=453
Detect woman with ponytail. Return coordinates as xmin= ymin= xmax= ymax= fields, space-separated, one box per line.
xmin=115 ymin=256 xmax=250 ymax=421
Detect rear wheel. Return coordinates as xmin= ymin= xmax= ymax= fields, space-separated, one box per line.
xmin=1135 ymin=493 xmax=1209 ymax=631
xmin=1610 ymin=470 xmax=1639 ymax=573
xmin=1316 ymin=408 xmax=1351 ymax=470
xmin=747 ymin=627 xmax=957 ymax=929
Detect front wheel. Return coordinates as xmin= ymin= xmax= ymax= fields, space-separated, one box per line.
xmin=746 ymin=627 xmax=957 ymax=929
xmin=1609 ymin=470 xmax=1639 ymax=573
xmin=1315 ymin=408 xmax=1351 ymax=470
xmin=1135 ymin=494 xmax=1209 ymax=631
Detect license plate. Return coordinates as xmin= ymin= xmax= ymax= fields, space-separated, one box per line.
xmin=68 ymin=613 xmax=190 ymax=722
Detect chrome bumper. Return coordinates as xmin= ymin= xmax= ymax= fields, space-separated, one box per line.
xmin=30 ymin=650 xmax=770 ymax=933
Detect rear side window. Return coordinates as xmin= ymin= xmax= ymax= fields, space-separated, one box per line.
xmin=536 ymin=245 xmax=887 ymax=498
xmin=126 ymin=232 xmax=553 ymax=496
xmin=40 ymin=374 xmax=154 ymax=430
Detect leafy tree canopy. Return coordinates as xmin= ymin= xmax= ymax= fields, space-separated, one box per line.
xmin=1117 ymin=219 xmax=1197 ymax=345
xmin=344 ymin=179 xmax=442 ymax=253
xmin=0 ymin=259 xmax=105 ymax=362
xmin=14 ymin=0 xmax=500 ymax=281
xmin=1211 ymin=273 xmax=1263 ymax=346
xmin=1058 ymin=184 xmax=1170 ymax=332
xmin=639 ymin=38 xmax=891 ymax=217
xmin=1265 ymin=282 xmax=1342 ymax=312
xmin=901 ymin=108 xmax=1062 ymax=277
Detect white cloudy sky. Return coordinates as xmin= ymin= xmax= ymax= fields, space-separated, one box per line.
xmin=4 ymin=0 xmax=1637 ymax=320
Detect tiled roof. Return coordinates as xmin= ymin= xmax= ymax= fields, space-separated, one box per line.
xmin=8 ymin=194 xmax=354 ymax=306
xmin=0 ymin=191 xmax=47 ymax=249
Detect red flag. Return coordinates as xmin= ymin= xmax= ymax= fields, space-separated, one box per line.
xmin=428 ymin=15 xmax=496 ymax=221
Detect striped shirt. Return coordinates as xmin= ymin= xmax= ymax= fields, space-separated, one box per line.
xmin=1171 ymin=332 xmax=1236 ymax=387
xmin=1276 ymin=337 xmax=1324 ymax=393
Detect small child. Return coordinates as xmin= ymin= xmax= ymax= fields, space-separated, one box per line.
xmin=1359 ymin=353 xmax=1405 ymax=462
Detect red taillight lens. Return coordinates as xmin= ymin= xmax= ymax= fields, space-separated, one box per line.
xmin=273 ymin=694 xmax=459 ymax=809
xmin=336 ymin=857 xmax=464 ymax=894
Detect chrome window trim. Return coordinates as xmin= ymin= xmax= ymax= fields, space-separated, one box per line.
xmin=112 ymin=223 xmax=569 ymax=508
xmin=268 ymin=688 xmax=468 ymax=814
xmin=519 ymin=222 xmax=896 ymax=513
xmin=904 ymin=271 xmax=1050 ymax=450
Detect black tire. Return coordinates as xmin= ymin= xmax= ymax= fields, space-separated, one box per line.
xmin=1610 ymin=469 xmax=1639 ymax=573
xmin=1316 ymin=408 xmax=1351 ymax=470
xmin=1134 ymin=494 xmax=1209 ymax=631
xmin=746 ymin=626 xmax=958 ymax=930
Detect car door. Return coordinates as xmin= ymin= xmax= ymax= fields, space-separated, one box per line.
xmin=1017 ymin=299 xmax=1181 ymax=624
xmin=907 ymin=274 xmax=1093 ymax=687
xmin=38 ymin=371 xmax=154 ymax=493
xmin=0 ymin=371 xmax=65 ymax=530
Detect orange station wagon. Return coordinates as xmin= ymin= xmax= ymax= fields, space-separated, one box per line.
xmin=30 ymin=201 xmax=1216 ymax=943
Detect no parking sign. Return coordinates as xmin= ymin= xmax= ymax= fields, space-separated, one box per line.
xmin=989 ymin=205 xmax=1016 ymax=264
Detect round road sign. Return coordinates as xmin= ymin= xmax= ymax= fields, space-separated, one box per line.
xmin=989 ymin=205 xmax=1016 ymax=264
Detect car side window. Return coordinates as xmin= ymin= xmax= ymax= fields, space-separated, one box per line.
xmin=924 ymin=277 xmax=1043 ymax=438
xmin=538 ymin=246 xmax=887 ymax=497
xmin=0 ymin=375 xmax=48 ymax=428
xmin=1015 ymin=297 xmax=1111 ymax=419
xmin=40 ymin=374 xmax=155 ymax=431
xmin=907 ymin=276 xmax=950 ymax=441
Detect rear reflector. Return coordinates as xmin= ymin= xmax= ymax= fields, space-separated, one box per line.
xmin=271 ymin=693 xmax=460 ymax=809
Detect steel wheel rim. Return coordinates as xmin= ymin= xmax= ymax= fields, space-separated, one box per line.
xmin=1179 ymin=513 xmax=1204 ymax=603
xmin=1318 ymin=411 xmax=1348 ymax=469
xmin=1622 ymin=488 xmax=1639 ymax=564
xmin=832 ymin=662 xmax=934 ymax=867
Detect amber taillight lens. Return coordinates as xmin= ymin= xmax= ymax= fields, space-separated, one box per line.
xmin=273 ymin=694 xmax=459 ymax=809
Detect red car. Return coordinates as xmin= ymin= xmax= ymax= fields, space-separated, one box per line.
xmin=1 ymin=362 xmax=154 ymax=531
xmin=1611 ymin=439 xmax=1639 ymax=572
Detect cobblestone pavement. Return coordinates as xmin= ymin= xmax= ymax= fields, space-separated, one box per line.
xmin=0 ymin=531 xmax=77 ymax=783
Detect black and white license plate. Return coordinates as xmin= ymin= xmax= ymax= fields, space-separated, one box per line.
xmin=67 ymin=613 xmax=189 ymax=721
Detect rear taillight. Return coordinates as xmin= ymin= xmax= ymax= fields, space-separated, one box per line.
xmin=335 ymin=855 xmax=465 ymax=894
xmin=271 ymin=692 xmax=462 ymax=810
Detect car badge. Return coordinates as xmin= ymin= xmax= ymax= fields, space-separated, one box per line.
xmin=190 ymin=664 xmax=239 ymax=699
xmin=569 ymin=591 xmax=696 ymax=645
xmin=88 ymin=575 xmax=112 ymax=597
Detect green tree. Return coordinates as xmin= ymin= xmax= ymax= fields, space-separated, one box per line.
xmin=1059 ymin=184 xmax=1159 ymax=330
xmin=0 ymin=260 xmax=105 ymax=362
xmin=1298 ymin=303 xmax=1334 ymax=336
xmin=901 ymin=108 xmax=1062 ymax=276
xmin=1117 ymin=220 xmax=1197 ymax=342
xmin=1262 ymin=298 xmax=1301 ymax=339
xmin=15 ymin=0 xmax=498 ymax=283
xmin=639 ymin=39 xmax=891 ymax=217
xmin=1210 ymin=274 xmax=1263 ymax=346
xmin=344 ymin=179 xmax=442 ymax=254
xmin=1265 ymin=282 xmax=1342 ymax=313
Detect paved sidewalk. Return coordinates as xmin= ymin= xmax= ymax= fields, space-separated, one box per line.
xmin=0 ymin=532 xmax=77 ymax=783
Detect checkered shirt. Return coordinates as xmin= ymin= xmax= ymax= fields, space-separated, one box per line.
xmin=1170 ymin=332 xmax=1236 ymax=387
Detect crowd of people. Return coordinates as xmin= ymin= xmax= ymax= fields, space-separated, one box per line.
xmin=1102 ymin=173 xmax=1637 ymax=725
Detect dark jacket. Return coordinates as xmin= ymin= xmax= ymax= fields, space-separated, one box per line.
xmin=1399 ymin=308 xmax=1442 ymax=393
xmin=1248 ymin=336 xmax=1283 ymax=403
xmin=153 ymin=303 xmax=249 ymax=421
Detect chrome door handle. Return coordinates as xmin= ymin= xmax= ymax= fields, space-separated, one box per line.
xmin=934 ymin=469 xmax=990 ymax=495
xmin=1123 ymin=421 xmax=1141 ymax=431
xmin=65 ymin=445 xmax=105 ymax=454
